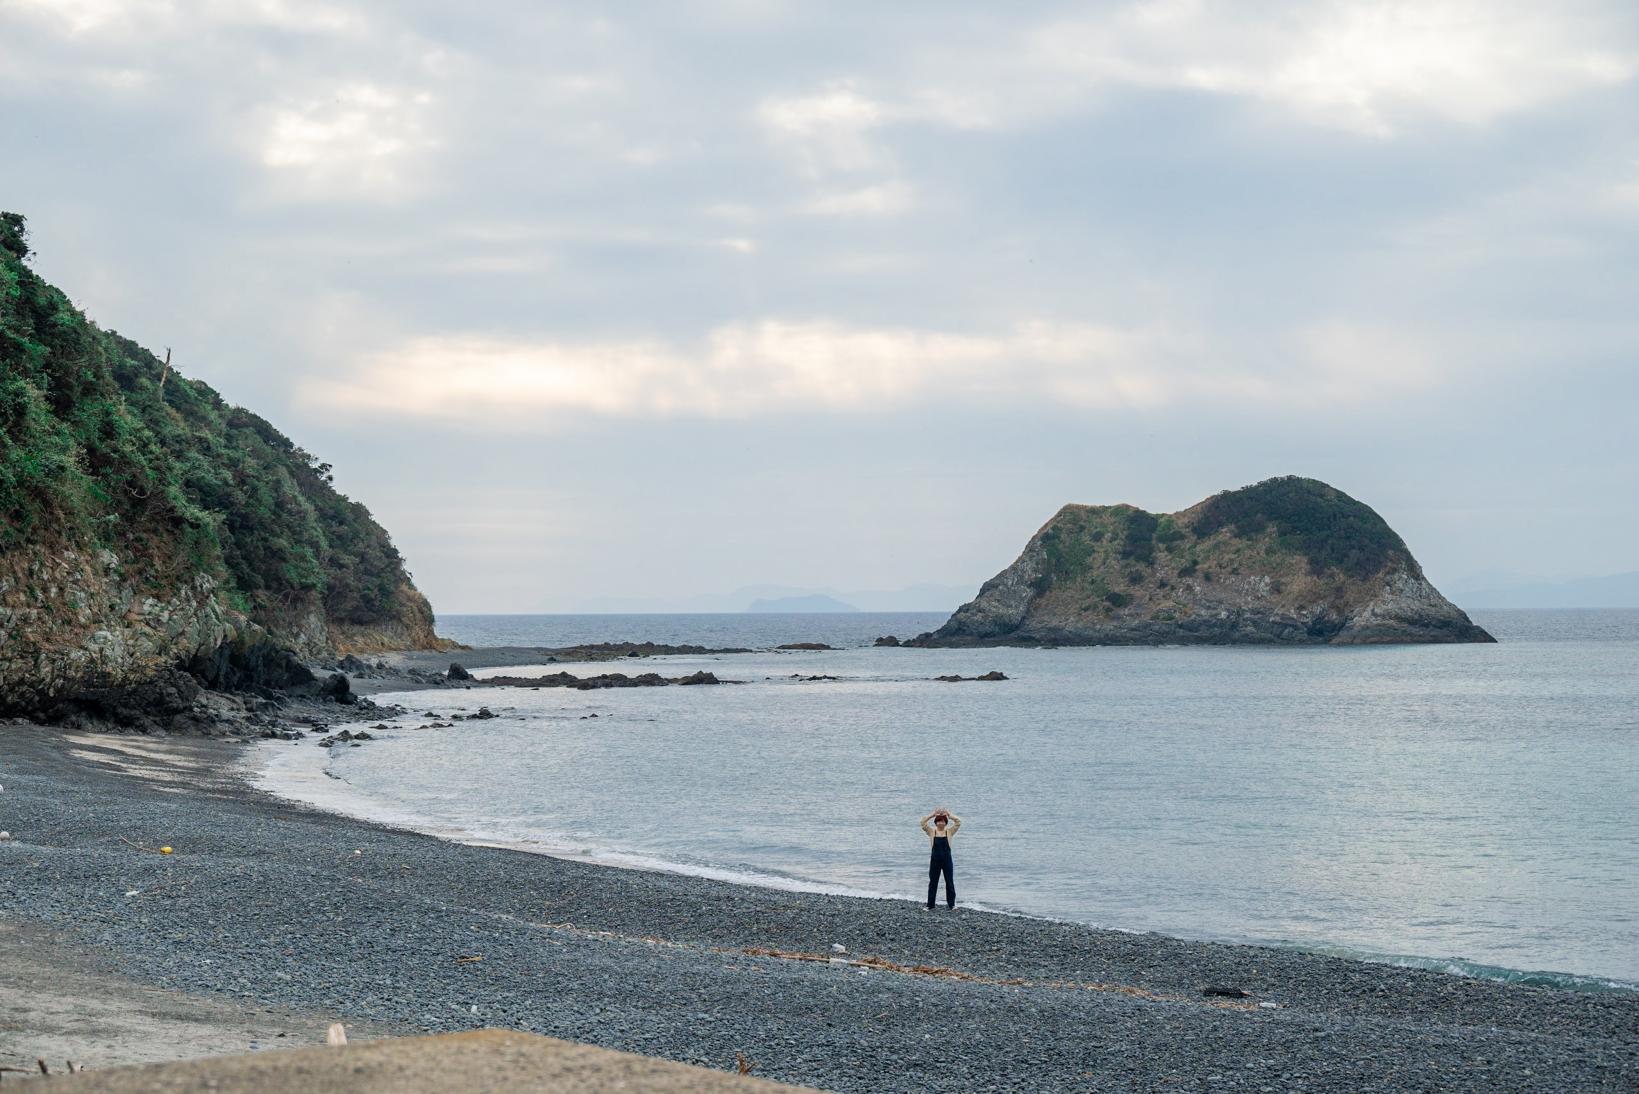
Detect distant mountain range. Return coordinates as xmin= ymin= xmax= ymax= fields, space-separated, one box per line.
xmin=747 ymin=594 xmax=859 ymax=613
xmin=559 ymin=569 xmax=1639 ymax=617
xmin=576 ymin=583 xmax=972 ymax=614
xmin=1447 ymin=571 xmax=1639 ymax=610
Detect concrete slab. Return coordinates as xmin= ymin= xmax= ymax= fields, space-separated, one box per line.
xmin=37 ymin=1029 xmax=827 ymax=1093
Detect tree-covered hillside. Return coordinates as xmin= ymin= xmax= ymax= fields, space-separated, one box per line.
xmin=0 ymin=212 xmax=438 ymax=653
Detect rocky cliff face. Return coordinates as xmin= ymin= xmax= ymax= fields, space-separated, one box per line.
xmin=327 ymin=583 xmax=446 ymax=655
xmin=0 ymin=213 xmax=450 ymax=718
xmin=0 ymin=547 xmax=234 ymax=711
xmin=915 ymin=477 xmax=1493 ymax=647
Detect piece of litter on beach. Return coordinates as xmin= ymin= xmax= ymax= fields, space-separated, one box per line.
xmin=0 ymin=831 xmax=10 ymax=841
xmin=125 ymin=889 xmax=140 ymax=897
xmin=828 ymin=956 xmax=847 ymax=965
xmin=831 ymin=943 xmax=847 ymax=953
xmin=1259 ymin=1001 xmax=1279 ymax=1009
xmin=325 ymin=1023 xmax=347 ymax=1046
xmin=470 ymin=1004 xmax=479 ymax=1014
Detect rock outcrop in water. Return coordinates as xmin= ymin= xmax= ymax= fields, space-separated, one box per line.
xmin=0 ymin=213 xmax=451 ymax=721
xmin=913 ymin=477 xmax=1493 ymax=647
xmin=485 ymin=670 xmax=726 ymax=689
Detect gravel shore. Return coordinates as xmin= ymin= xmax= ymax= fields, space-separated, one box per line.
xmin=1 ymin=725 xmax=1633 ymax=1092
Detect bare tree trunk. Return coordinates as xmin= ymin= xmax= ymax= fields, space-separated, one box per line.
xmin=157 ymin=347 xmax=172 ymax=395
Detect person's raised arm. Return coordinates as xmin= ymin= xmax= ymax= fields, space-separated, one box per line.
xmin=947 ymin=814 xmax=962 ymax=835
xmin=920 ymin=812 xmax=934 ymax=836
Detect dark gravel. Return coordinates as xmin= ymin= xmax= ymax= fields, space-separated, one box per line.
xmin=1 ymin=725 xmax=1633 ymax=1093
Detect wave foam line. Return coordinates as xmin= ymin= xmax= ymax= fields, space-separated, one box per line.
xmin=249 ymin=733 xmax=1638 ymax=996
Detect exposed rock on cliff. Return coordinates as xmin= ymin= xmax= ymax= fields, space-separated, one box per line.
xmin=914 ymin=477 xmax=1493 ymax=647
xmin=0 ymin=212 xmax=450 ymax=716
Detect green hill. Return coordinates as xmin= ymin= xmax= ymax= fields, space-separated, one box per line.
xmin=0 ymin=213 xmax=446 ymax=711
xmin=916 ymin=477 xmax=1493 ymax=646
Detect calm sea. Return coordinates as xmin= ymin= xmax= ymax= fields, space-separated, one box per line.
xmin=255 ymin=609 xmax=1639 ymax=990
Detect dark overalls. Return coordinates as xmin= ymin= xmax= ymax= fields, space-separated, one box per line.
xmin=927 ymin=834 xmax=955 ymax=908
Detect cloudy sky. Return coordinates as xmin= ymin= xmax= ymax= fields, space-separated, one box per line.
xmin=4 ymin=0 xmax=1636 ymax=612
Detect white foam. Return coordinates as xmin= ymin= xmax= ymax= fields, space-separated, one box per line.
xmin=248 ymin=733 xmax=914 ymax=904
xmin=247 ymin=723 xmax=1636 ymax=993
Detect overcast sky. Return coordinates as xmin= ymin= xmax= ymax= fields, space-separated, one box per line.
xmin=4 ymin=0 xmax=1636 ymax=612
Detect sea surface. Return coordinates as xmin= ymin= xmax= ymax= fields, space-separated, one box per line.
xmin=255 ymin=609 xmax=1639 ymax=990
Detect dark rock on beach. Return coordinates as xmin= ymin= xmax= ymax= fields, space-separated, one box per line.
xmin=446 ymin=662 xmax=475 ymax=681
xmin=316 ymin=728 xmax=374 ymax=747
xmin=540 ymin=642 xmax=752 ymax=660
xmin=872 ymin=635 xmax=901 ymax=646
xmin=776 ymin=642 xmax=834 ymax=651
xmin=315 ymin=672 xmax=352 ymax=704
xmin=933 ymin=671 xmax=1009 ymax=682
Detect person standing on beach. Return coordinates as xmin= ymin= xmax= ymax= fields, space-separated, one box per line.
xmin=920 ymin=809 xmax=961 ymax=909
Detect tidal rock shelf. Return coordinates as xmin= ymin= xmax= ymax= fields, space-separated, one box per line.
xmin=483 ymin=670 xmax=727 ymax=690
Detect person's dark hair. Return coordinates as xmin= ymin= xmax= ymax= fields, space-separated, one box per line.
xmin=934 ymin=812 xmax=948 ymax=823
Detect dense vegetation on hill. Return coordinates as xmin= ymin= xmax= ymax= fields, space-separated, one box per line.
xmin=0 ymin=212 xmax=424 ymax=646
xmin=1192 ymin=476 xmax=1412 ymax=581
xmin=920 ymin=476 xmax=1491 ymax=646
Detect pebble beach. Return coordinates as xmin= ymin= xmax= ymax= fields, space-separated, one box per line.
xmin=1 ymin=722 xmax=1634 ymax=1092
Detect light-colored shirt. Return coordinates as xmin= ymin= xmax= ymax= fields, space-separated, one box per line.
xmin=920 ymin=814 xmax=962 ymax=842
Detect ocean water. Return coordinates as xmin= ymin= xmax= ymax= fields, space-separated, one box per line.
xmin=255 ymin=609 xmax=1639 ymax=990
xmin=430 ymin=612 xmax=951 ymax=650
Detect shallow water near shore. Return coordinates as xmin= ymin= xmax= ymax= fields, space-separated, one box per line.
xmin=256 ymin=609 xmax=1639 ymax=990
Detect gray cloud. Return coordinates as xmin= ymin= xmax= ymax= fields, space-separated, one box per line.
xmin=4 ymin=0 xmax=1636 ymax=610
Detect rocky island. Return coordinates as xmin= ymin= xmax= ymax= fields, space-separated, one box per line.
xmin=913 ymin=477 xmax=1493 ymax=647
xmin=0 ymin=213 xmax=450 ymax=728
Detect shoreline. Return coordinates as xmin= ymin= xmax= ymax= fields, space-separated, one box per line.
xmin=3 ymin=722 xmax=1635 ymax=1092
xmin=249 ymin=718 xmax=1638 ymax=996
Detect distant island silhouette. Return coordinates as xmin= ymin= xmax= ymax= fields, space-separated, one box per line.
xmin=747 ymin=594 xmax=860 ymax=613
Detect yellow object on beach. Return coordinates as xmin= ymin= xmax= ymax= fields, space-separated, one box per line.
xmin=160 ymin=846 xmax=173 ymax=854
